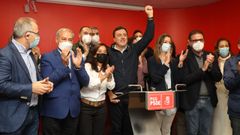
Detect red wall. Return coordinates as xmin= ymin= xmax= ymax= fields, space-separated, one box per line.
xmin=154 ymin=0 xmax=240 ymax=54
xmin=1 ymin=0 xmax=240 ymax=54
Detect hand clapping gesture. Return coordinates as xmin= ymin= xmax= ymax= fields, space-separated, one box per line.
xmin=71 ymin=48 xmax=83 ymax=69
xmin=60 ymin=48 xmax=70 ymax=66
xmin=32 ymin=77 xmax=54 ymax=95
xmin=202 ymin=53 xmax=214 ymax=71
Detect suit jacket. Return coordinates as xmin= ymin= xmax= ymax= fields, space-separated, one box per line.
xmin=148 ymin=56 xmax=180 ymax=90
xmin=0 ymin=42 xmax=41 ymax=133
xmin=148 ymin=56 xmax=181 ymax=107
xmin=40 ymin=49 xmax=89 ymax=119
xmin=180 ymin=48 xmax=222 ymax=110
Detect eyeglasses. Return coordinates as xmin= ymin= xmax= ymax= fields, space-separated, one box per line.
xmin=27 ymin=31 xmax=40 ymax=36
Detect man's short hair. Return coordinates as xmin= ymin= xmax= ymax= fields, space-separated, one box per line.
xmin=133 ymin=30 xmax=142 ymax=36
xmin=79 ymin=26 xmax=90 ymax=34
xmin=56 ymin=28 xmax=74 ymax=39
xmin=112 ymin=26 xmax=128 ymax=37
xmin=188 ymin=30 xmax=204 ymax=40
xmin=13 ymin=17 xmax=37 ymax=38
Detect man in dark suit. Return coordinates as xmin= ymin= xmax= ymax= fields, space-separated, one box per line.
xmin=40 ymin=28 xmax=89 ymax=135
xmin=0 ymin=17 xmax=53 ymax=135
xmin=180 ymin=30 xmax=222 ymax=135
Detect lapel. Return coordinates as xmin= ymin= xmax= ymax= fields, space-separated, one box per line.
xmin=53 ymin=49 xmax=62 ymax=64
xmin=53 ymin=49 xmax=73 ymax=81
xmin=9 ymin=42 xmax=32 ymax=82
xmin=188 ymin=49 xmax=201 ymax=70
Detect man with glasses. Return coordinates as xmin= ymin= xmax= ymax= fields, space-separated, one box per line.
xmin=0 ymin=17 xmax=53 ymax=135
xmin=180 ymin=30 xmax=222 ymax=135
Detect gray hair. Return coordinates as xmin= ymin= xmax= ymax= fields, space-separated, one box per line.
xmin=56 ymin=28 xmax=74 ymax=39
xmin=13 ymin=17 xmax=37 ymax=38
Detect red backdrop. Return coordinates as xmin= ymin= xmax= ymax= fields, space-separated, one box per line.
xmin=0 ymin=0 xmax=240 ymax=54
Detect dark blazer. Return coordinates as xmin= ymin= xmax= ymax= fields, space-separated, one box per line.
xmin=180 ymin=48 xmax=222 ymax=110
xmin=223 ymin=54 xmax=240 ymax=118
xmin=40 ymin=49 xmax=89 ymax=119
xmin=148 ymin=56 xmax=181 ymax=107
xmin=148 ymin=56 xmax=180 ymax=90
xmin=0 ymin=42 xmax=41 ymax=133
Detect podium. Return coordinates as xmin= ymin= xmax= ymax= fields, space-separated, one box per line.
xmin=114 ymin=84 xmax=185 ymax=135
xmin=128 ymin=90 xmax=175 ymax=135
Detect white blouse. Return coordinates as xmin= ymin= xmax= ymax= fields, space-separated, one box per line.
xmin=81 ymin=63 xmax=115 ymax=101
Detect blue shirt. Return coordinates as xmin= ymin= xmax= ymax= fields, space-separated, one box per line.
xmin=12 ymin=39 xmax=38 ymax=106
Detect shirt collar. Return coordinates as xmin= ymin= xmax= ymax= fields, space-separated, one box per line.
xmin=12 ymin=38 xmax=31 ymax=54
xmin=113 ymin=44 xmax=128 ymax=53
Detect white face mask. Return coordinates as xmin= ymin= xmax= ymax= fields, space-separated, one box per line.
xmin=58 ymin=41 xmax=73 ymax=51
xmin=91 ymin=35 xmax=100 ymax=44
xmin=192 ymin=41 xmax=204 ymax=52
xmin=161 ymin=43 xmax=171 ymax=52
xmin=82 ymin=34 xmax=92 ymax=44
xmin=135 ymin=37 xmax=142 ymax=42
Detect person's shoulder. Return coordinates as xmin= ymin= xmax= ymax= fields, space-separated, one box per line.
xmin=0 ymin=43 xmax=15 ymax=56
xmin=41 ymin=49 xmax=58 ymax=59
xmin=226 ymin=55 xmax=237 ymax=63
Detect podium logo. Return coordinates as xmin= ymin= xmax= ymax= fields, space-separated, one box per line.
xmin=149 ymin=96 xmax=161 ymax=106
xmin=146 ymin=91 xmax=174 ymax=110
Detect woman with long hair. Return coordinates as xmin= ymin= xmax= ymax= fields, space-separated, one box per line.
xmin=148 ymin=33 xmax=187 ymax=135
xmin=212 ymin=38 xmax=232 ymax=135
xmin=79 ymin=43 xmax=115 ymax=135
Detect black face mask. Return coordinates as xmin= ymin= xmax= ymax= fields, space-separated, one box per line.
xmin=96 ymin=54 xmax=108 ymax=63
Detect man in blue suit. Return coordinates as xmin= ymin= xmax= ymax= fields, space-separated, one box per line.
xmin=0 ymin=17 xmax=53 ymax=135
xmin=40 ymin=28 xmax=89 ymax=135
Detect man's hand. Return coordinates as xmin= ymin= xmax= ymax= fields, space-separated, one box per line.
xmin=61 ymin=48 xmax=70 ymax=66
xmin=202 ymin=53 xmax=214 ymax=71
xmin=179 ymin=49 xmax=189 ymax=63
xmin=32 ymin=77 xmax=54 ymax=95
xmin=32 ymin=47 xmax=41 ymax=62
xmin=206 ymin=53 xmax=214 ymax=64
xmin=145 ymin=5 xmax=153 ymax=18
xmin=72 ymin=48 xmax=83 ymax=69
xmin=108 ymin=91 xmax=120 ymax=104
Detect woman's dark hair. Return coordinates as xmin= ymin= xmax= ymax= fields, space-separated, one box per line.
xmin=86 ymin=43 xmax=109 ymax=72
xmin=214 ymin=38 xmax=232 ymax=57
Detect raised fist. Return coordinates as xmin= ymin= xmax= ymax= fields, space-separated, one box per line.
xmin=145 ymin=5 xmax=153 ymax=18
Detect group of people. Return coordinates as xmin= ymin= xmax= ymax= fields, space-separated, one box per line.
xmin=0 ymin=4 xmax=239 ymax=135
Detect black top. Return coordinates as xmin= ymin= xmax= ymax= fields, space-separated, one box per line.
xmin=108 ymin=19 xmax=154 ymax=93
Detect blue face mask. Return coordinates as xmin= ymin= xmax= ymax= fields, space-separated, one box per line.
xmin=219 ymin=47 xmax=229 ymax=58
xmin=30 ymin=36 xmax=40 ymax=48
xmin=161 ymin=43 xmax=171 ymax=52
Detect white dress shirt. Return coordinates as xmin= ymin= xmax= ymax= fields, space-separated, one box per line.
xmin=81 ymin=63 xmax=115 ymax=101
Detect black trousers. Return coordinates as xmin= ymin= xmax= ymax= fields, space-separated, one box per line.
xmin=229 ymin=115 xmax=240 ymax=135
xmin=108 ymin=100 xmax=133 ymax=135
xmin=42 ymin=114 xmax=79 ymax=135
xmin=78 ymin=102 xmax=106 ymax=135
